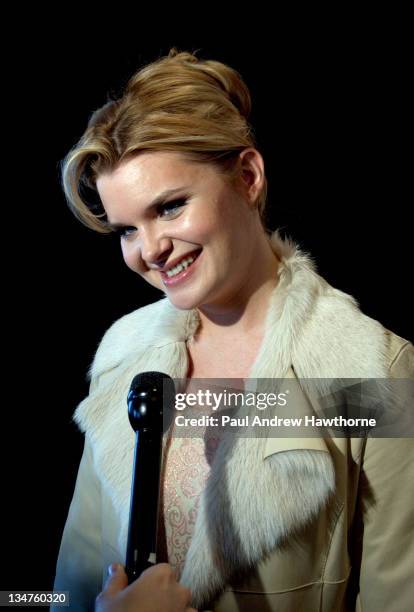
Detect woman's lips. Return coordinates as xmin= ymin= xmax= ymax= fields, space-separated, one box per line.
xmin=160 ymin=249 xmax=202 ymax=287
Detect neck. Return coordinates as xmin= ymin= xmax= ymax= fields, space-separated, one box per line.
xmin=193 ymin=234 xmax=280 ymax=342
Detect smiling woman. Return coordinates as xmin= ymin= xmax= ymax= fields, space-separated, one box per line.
xmin=94 ymin=149 xmax=277 ymax=314
xmin=52 ymin=48 xmax=414 ymax=612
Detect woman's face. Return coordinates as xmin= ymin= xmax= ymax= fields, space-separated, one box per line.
xmin=96 ymin=149 xmax=266 ymax=311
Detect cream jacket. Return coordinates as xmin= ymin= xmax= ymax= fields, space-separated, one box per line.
xmin=52 ymin=231 xmax=414 ymax=611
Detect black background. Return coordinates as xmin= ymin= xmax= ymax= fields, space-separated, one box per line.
xmin=2 ymin=25 xmax=412 ymax=597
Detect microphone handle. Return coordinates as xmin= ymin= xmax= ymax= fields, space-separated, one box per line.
xmin=125 ymin=428 xmax=163 ymax=584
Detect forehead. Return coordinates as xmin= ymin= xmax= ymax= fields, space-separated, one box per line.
xmin=96 ymin=151 xmax=211 ymax=201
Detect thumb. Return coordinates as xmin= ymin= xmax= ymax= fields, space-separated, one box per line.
xmin=103 ymin=563 xmax=128 ymax=596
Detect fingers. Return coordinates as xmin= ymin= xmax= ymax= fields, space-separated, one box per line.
xmin=101 ymin=563 xmax=128 ymax=597
xmin=135 ymin=564 xmax=194 ymax=611
xmin=180 ymin=586 xmax=192 ymax=606
xmin=96 ymin=561 xmax=197 ymax=612
xmin=139 ymin=562 xmax=171 ymax=578
xmin=138 ymin=564 xmax=192 ymax=601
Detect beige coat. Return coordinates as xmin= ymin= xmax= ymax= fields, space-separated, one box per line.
xmin=52 ymin=231 xmax=414 ymax=611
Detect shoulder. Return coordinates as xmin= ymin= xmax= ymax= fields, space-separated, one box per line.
xmin=383 ymin=329 xmax=413 ymax=377
xmin=291 ymin=264 xmax=412 ymax=378
xmin=87 ymin=296 xmax=189 ymax=381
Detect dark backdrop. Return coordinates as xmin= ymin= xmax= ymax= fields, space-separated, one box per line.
xmin=3 ymin=34 xmax=412 ymax=595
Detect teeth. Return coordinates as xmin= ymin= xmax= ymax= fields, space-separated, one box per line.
xmin=166 ymin=254 xmax=197 ymax=277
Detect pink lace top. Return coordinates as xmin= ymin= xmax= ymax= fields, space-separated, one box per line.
xmin=161 ymin=426 xmax=220 ymax=578
xmin=158 ymin=373 xmax=246 ymax=578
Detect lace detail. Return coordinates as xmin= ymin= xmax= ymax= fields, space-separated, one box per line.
xmin=161 ymin=425 xmax=220 ymax=578
xmin=160 ymin=370 xmax=245 ymax=577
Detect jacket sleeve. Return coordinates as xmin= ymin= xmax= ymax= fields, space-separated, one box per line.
xmin=51 ymin=434 xmax=103 ymax=612
xmin=355 ymin=341 xmax=414 ymax=612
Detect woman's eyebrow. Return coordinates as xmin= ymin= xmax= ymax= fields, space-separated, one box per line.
xmin=105 ymin=186 xmax=190 ymax=229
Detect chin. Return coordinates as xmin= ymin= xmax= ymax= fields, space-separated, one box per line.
xmin=165 ymin=294 xmax=200 ymax=311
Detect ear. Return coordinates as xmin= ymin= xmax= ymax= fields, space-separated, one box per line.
xmin=238 ymin=147 xmax=265 ymax=208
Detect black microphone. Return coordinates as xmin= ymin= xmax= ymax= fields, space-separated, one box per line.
xmin=125 ymin=371 xmax=175 ymax=584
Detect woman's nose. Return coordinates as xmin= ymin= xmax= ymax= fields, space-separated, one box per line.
xmin=140 ymin=231 xmax=173 ymax=267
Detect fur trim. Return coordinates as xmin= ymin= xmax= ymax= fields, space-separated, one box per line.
xmin=180 ymin=439 xmax=335 ymax=607
xmin=73 ymin=230 xmax=390 ymax=607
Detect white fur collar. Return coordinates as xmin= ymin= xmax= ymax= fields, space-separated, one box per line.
xmin=86 ymin=230 xmax=388 ymax=383
xmin=73 ymin=230 xmax=389 ymax=608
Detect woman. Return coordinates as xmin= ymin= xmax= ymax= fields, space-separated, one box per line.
xmin=52 ymin=49 xmax=413 ymax=611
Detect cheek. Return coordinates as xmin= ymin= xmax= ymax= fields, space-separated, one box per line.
xmin=186 ymin=205 xmax=225 ymax=244
xmin=121 ymin=243 xmax=141 ymax=273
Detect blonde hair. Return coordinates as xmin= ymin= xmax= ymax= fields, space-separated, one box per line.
xmin=61 ymin=48 xmax=268 ymax=233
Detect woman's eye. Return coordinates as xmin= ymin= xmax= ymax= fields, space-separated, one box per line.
xmin=114 ymin=226 xmax=136 ymax=239
xmin=158 ymin=198 xmax=187 ymax=217
xmin=112 ymin=198 xmax=187 ymax=238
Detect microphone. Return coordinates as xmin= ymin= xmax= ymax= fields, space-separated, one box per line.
xmin=125 ymin=371 xmax=175 ymax=584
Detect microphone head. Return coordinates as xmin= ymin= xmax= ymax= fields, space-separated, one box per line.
xmin=127 ymin=371 xmax=175 ymax=432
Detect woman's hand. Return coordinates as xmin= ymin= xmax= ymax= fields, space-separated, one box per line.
xmin=95 ymin=563 xmax=197 ymax=612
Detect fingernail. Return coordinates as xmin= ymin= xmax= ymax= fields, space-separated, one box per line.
xmin=108 ymin=563 xmax=119 ymax=576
